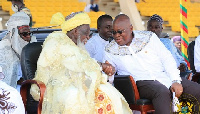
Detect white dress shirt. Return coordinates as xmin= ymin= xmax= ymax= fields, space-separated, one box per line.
xmin=85 ymin=34 xmax=109 ymax=63
xmin=194 ymin=35 xmax=200 ymax=72
xmin=104 ymin=31 xmax=181 ymax=88
xmin=0 ymin=80 xmax=25 ymax=114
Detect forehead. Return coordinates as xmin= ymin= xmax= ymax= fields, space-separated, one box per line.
xmin=101 ymin=18 xmax=112 ymax=25
xmin=18 ymin=26 xmax=30 ymax=31
xmin=148 ymin=20 xmax=161 ymax=26
xmin=80 ymin=25 xmax=90 ymax=33
xmin=113 ymin=19 xmax=129 ymax=30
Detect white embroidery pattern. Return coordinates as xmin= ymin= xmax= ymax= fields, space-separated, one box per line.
xmin=105 ymin=31 xmax=152 ymax=56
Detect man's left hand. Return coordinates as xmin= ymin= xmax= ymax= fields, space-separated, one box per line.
xmin=170 ymin=82 xmax=183 ymax=98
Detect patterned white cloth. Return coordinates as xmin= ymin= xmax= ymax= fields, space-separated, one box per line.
xmin=0 ymin=80 xmax=25 ymax=114
xmin=85 ymin=34 xmax=109 ymax=63
xmin=194 ymin=35 xmax=200 ymax=72
xmin=104 ymin=31 xmax=181 ymax=88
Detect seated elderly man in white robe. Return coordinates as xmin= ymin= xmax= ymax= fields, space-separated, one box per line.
xmin=0 ymin=12 xmax=36 ymax=88
xmin=103 ymin=14 xmax=200 ymax=114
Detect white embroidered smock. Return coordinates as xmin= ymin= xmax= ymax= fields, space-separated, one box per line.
xmin=0 ymin=80 xmax=25 ymax=114
xmin=104 ymin=31 xmax=181 ymax=88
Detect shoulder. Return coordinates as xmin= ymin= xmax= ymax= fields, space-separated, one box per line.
xmin=134 ymin=30 xmax=154 ymax=38
xmin=105 ymin=40 xmax=117 ymax=52
xmin=87 ymin=34 xmax=99 ymax=43
xmin=86 ymin=34 xmax=101 ymax=46
xmin=196 ymin=35 xmax=200 ymax=42
xmin=133 ymin=30 xmax=156 ymax=44
xmin=44 ymin=31 xmax=74 ymax=46
xmin=105 ymin=40 xmax=131 ymax=56
xmin=160 ymin=38 xmax=171 ymax=44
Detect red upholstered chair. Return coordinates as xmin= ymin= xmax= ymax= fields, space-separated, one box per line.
xmin=114 ymin=75 xmax=154 ymax=114
xmin=20 ymin=80 xmax=46 ymax=114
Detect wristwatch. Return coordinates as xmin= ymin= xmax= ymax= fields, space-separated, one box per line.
xmin=172 ymin=80 xmax=181 ymax=84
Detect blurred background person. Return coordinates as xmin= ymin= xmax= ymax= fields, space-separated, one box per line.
xmin=84 ymin=0 xmax=99 ymax=12
xmin=8 ymin=0 xmax=33 ymax=27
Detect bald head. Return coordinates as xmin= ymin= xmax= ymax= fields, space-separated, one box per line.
xmin=112 ymin=14 xmax=133 ymax=46
xmin=113 ymin=14 xmax=131 ymax=26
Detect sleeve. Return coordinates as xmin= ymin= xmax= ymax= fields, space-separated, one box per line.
xmin=194 ymin=36 xmax=200 ymax=72
xmin=166 ymin=40 xmax=180 ymax=67
xmin=85 ymin=39 xmax=96 ymax=58
xmin=152 ymin=33 xmax=181 ymax=81
xmin=103 ymin=51 xmax=118 ymax=73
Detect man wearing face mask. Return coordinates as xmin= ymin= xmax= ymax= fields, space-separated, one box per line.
xmin=8 ymin=0 xmax=33 ymax=27
xmin=0 ymin=12 xmax=36 ymax=88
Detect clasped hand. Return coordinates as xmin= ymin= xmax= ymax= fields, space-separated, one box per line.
xmin=102 ymin=60 xmax=116 ymax=76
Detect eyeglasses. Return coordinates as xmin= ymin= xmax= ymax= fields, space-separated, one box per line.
xmin=19 ymin=32 xmax=32 ymax=37
xmin=112 ymin=29 xmax=126 ymax=35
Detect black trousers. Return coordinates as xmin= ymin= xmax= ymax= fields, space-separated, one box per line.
xmin=136 ymin=78 xmax=200 ymax=114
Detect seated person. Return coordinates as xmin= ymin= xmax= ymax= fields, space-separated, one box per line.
xmin=84 ymin=0 xmax=99 ymax=12
xmin=0 ymin=12 xmax=36 ymax=88
xmin=172 ymin=36 xmax=182 ymax=54
xmin=30 ymin=12 xmax=132 ymax=114
xmin=0 ymin=66 xmax=25 ymax=114
xmin=147 ymin=14 xmax=188 ymax=72
xmin=194 ymin=35 xmax=200 ymax=73
xmin=8 ymin=0 xmax=33 ymax=27
xmin=104 ymin=14 xmax=200 ymax=114
xmin=85 ymin=14 xmax=113 ymax=63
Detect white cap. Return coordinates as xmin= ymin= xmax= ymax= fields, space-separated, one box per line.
xmin=0 ymin=66 xmax=2 ymax=72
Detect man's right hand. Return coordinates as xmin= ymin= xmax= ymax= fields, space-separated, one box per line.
xmin=170 ymin=82 xmax=183 ymax=98
xmin=102 ymin=61 xmax=116 ymax=76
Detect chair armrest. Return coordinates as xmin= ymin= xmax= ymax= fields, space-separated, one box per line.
xmin=128 ymin=76 xmax=140 ymax=101
xmin=20 ymin=80 xmax=46 ymax=114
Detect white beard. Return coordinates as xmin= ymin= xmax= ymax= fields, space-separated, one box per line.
xmin=77 ymin=36 xmax=86 ymax=51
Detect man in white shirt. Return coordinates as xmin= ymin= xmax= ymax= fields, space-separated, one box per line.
xmin=194 ymin=35 xmax=200 ymax=73
xmin=85 ymin=14 xmax=113 ymax=63
xmin=104 ymin=14 xmax=200 ymax=113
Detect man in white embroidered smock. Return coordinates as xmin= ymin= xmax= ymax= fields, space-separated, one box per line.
xmin=0 ymin=12 xmax=36 ymax=88
xmin=103 ymin=14 xmax=200 ymax=114
xmin=30 ymin=12 xmax=132 ymax=114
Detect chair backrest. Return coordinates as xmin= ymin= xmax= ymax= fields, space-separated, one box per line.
xmin=187 ymin=41 xmax=196 ymax=74
xmin=114 ymin=75 xmax=140 ymax=105
xmin=21 ymin=42 xmax=43 ymax=80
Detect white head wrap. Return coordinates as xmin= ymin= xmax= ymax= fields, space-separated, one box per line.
xmin=7 ymin=12 xmax=30 ymax=57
